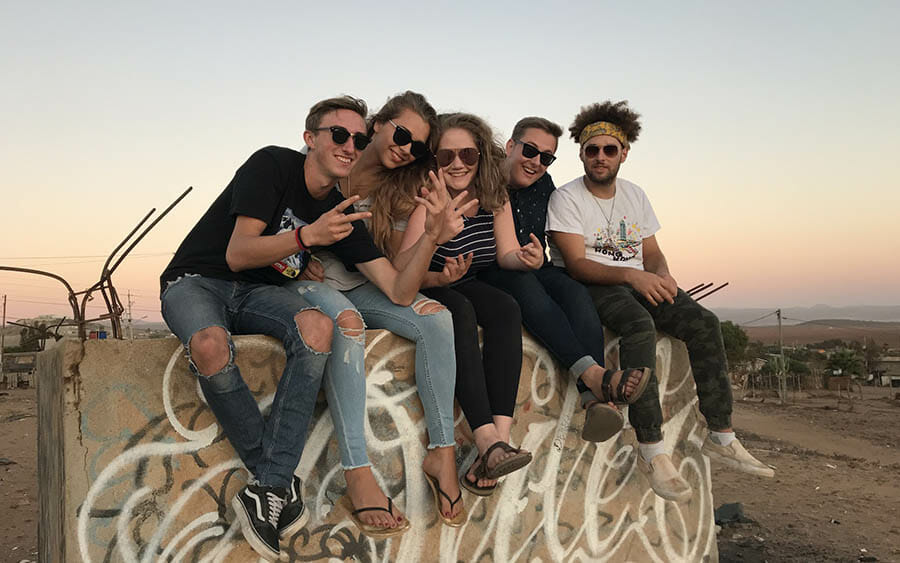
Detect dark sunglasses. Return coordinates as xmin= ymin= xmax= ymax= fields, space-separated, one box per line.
xmin=584 ymin=143 xmax=620 ymax=158
xmin=435 ymin=147 xmax=480 ymax=168
xmin=389 ymin=120 xmax=430 ymax=159
xmin=514 ymin=139 xmax=557 ymax=166
xmin=314 ymin=126 xmax=371 ymax=151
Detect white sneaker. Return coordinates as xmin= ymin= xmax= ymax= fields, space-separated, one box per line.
xmin=637 ymin=453 xmax=692 ymax=502
xmin=701 ymin=436 xmax=775 ymax=478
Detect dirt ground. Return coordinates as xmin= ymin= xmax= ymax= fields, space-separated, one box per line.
xmin=0 ymin=387 xmax=38 ymax=563
xmin=714 ymin=386 xmax=900 ymax=562
xmin=1 ymin=386 xmax=898 ymax=562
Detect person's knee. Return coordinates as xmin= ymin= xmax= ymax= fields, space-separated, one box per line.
xmin=620 ymin=310 xmax=656 ymax=339
xmin=412 ymin=297 xmax=446 ymax=317
xmin=493 ymin=292 xmax=522 ymax=325
xmin=295 ymin=309 xmax=333 ymax=353
xmin=188 ymin=327 xmax=231 ymax=376
xmin=336 ymin=308 xmax=365 ymax=345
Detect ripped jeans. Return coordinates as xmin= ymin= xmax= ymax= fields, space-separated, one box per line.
xmin=344 ymin=282 xmax=457 ymax=451
xmin=291 ymin=280 xmax=457 ymax=465
xmin=161 ymin=275 xmax=330 ymax=489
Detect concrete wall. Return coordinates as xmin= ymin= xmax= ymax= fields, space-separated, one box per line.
xmin=38 ymin=330 xmax=717 ymax=562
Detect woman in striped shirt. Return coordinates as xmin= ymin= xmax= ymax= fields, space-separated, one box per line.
xmin=397 ymin=113 xmax=544 ymax=496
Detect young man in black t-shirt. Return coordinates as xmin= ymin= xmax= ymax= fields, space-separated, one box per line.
xmin=159 ymin=96 xmax=457 ymax=559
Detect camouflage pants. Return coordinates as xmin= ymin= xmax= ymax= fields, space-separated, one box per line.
xmin=588 ymin=285 xmax=732 ymax=443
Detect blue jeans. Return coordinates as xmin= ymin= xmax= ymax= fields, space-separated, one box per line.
xmin=479 ymin=265 xmax=605 ymax=379
xmin=343 ymin=282 xmax=457 ymax=449
xmin=161 ymin=275 xmax=330 ymax=489
xmin=288 ymin=281 xmax=370 ymax=469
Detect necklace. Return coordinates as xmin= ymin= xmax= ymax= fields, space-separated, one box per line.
xmin=589 ymin=185 xmax=617 ymax=242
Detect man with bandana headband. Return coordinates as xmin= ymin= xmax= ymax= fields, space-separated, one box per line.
xmin=547 ymin=101 xmax=774 ymax=503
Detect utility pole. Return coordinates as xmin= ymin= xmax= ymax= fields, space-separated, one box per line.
xmin=1 ymin=295 xmax=6 ymax=384
xmin=127 ymin=290 xmax=134 ymax=341
xmin=777 ymin=308 xmax=786 ymax=404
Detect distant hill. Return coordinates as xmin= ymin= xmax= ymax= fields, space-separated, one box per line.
xmin=713 ymin=305 xmax=900 ymax=325
xmin=743 ymin=319 xmax=900 ymax=348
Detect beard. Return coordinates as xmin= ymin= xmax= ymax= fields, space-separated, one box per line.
xmin=584 ymin=160 xmax=620 ymax=186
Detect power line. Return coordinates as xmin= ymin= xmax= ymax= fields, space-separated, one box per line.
xmin=739 ymin=310 xmax=778 ymax=327
xmin=0 ymin=252 xmax=173 ymax=260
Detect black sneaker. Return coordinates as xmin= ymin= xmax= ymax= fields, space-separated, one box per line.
xmin=231 ymin=483 xmax=286 ymax=561
xmin=278 ymin=475 xmax=309 ymax=539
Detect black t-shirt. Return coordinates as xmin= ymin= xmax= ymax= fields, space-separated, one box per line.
xmin=160 ymin=146 xmax=382 ymax=293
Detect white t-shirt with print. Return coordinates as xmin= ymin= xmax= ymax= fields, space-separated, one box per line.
xmin=546 ymin=176 xmax=660 ymax=271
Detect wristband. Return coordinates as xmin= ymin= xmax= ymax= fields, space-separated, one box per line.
xmin=295 ymin=227 xmax=307 ymax=252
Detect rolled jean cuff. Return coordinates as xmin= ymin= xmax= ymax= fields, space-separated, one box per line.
xmin=634 ymin=425 xmax=663 ymax=444
xmin=569 ymin=355 xmax=599 ymax=380
xmin=427 ymin=439 xmax=457 ymax=450
xmin=705 ymin=415 xmax=732 ymax=432
xmin=341 ymin=461 xmax=373 ymax=471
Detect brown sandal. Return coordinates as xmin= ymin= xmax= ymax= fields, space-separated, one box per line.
xmin=477 ymin=441 xmax=533 ymax=480
xmin=582 ymin=367 xmax=652 ymax=405
xmin=582 ymin=401 xmax=625 ymax=442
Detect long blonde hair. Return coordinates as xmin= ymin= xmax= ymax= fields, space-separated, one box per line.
xmin=436 ymin=112 xmax=508 ymax=212
xmin=368 ymin=92 xmax=438 ymax=257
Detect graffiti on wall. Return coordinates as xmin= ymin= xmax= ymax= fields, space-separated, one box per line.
xmin=74 ymin=332 xmax=715 ymax=562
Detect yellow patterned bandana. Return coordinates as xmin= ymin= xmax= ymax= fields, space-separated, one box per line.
xmin=579 ymin=121 xmax=627 ymax=147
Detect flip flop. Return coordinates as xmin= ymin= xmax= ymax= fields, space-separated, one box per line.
xmin=424 ymin=472 xmax=467 ymax=527
xmin=581 ymin=367 xmax=652 ymax=405
xmin=480 ymin=441 xmax=533 ymax=480
xmin=581 ymin=401 xmax=625 ymax=442
xmin=459 ymin=460 xmax=497 ymax=497
xmin=340 ymin=496 xmax=410 ymax=539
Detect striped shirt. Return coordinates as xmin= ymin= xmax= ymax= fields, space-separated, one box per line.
xmin=429 ymin=207 xmax=497 ymax=284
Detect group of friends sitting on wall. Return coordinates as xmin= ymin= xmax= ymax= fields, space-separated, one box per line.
xmin=158 ymin=92 xmax=774 ymax=560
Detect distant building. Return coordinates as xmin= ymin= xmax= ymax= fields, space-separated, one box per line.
xmin=875 ymin=356 xmax=900 ymax=387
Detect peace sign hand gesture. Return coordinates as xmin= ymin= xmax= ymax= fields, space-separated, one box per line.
xmin=301 ymin=195 xmax=371 ymax=247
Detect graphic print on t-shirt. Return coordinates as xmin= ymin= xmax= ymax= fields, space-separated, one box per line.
xmin=271 ymin=207 xmax=310 ymax=278
xmin=592 ymin=215 xmax=644 ymax=263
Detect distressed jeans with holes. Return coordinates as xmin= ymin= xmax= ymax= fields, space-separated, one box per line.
xmin=160 ymin=275 xmax=330 ymax=489
xmin=288 ymin=280 xmax=370 ymax=469
xmin=342 ymin=281 xmax=457 ymax=449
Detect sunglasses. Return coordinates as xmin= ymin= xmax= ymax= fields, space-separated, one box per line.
xmin=514 ymin=139 xmax=557 ymax=166
xmin=315 ymin=126 xmax=371 ymax=151
xmin=583 ymin=143 xmax=620 ymax=159
xmin=389 ymin=120 xmax=430 ymax=159
xmin=435 ymin=147 xmax=480 ymax=168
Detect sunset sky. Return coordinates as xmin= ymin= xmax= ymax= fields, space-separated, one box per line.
xmin=2 ymin=2 xmax=899 ymax=324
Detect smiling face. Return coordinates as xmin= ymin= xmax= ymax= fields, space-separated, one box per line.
xmin=580 ymin=133 xmax=628 ymax=186
xmin=437 ymin=127 xmax=479 ymax=193
xmin=370 ymin=108 xmax=430 ymax=169
xmin=304 ymin=108 xmax=368 ymax=180
xmin=505 ymin=127 xmax=558 ymax=189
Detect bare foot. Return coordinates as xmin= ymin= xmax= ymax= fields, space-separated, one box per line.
xmin=422 ymin=446 xmax=462 ymax=519
xmin=345 ymin=467 xmax=405 ymax=529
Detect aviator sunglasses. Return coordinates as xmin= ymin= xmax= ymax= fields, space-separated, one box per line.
xmin=584 ymin=143 xmax=620 ymax=159
xmin=389 ymin=120 xmax=430 ymax=159
xmin=314 ymin=126 xmax=371 ymax=151
xmin=435 ymin=147 xmax=480 ymax=168
xmin=514 ymin=139 xmax=557 ymax=166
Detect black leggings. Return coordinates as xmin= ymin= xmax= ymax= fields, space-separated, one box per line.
xmin=422 ymin=279 xmax=523 ymax=431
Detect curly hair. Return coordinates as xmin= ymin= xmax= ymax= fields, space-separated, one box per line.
xmin=568 ymin=100 xmax=642 ymax=147
xmin=436 ymin=112 xmax=508 ymax=212
xmin=368 ymin=91 xmax=439 ymax=257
